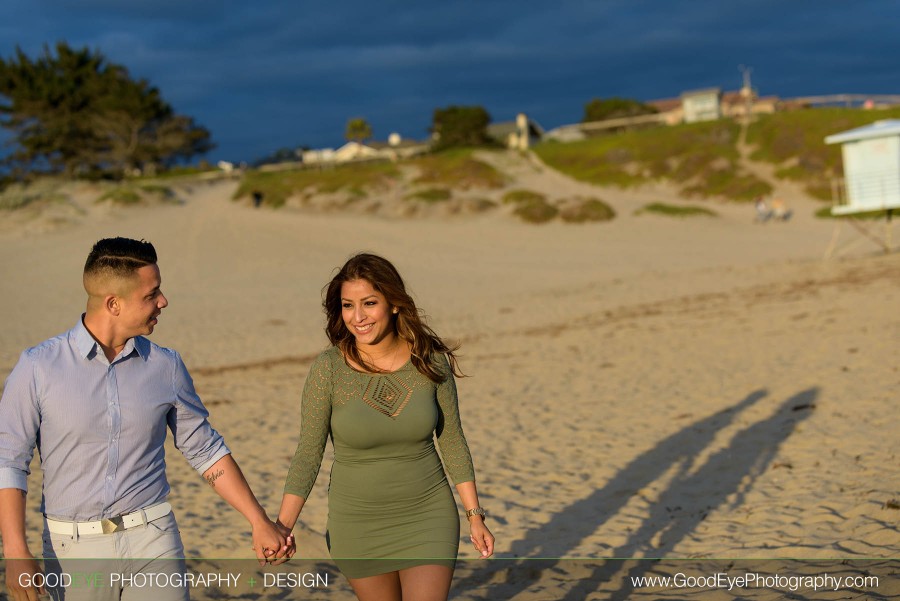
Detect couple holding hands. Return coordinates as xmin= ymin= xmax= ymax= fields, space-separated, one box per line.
xmin=0 ymin=237 xmax=493 ymax=601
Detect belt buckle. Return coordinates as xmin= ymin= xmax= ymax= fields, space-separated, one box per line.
xmin=100 ymin=516 xmax=124 ymax=534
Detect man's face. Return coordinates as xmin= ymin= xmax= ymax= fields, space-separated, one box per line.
xmin=117 ymin=264 xmax=168 ymax=337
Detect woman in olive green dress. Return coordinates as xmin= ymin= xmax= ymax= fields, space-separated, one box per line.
xmin=278 ymin=253 xmax=494 ymax=601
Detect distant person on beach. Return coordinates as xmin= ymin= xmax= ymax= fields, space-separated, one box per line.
xmin=754 ymin=196 xmax=771 ymax=222
xmin=0 ymin=237 xmax=293 ymax=601
xmin=771 ymin=197 xmax=791 ymax=221
xmin=252 ymin=190 xmax=264 ymax=208
xmin=277 ymin=252 xmax=494 ymax=601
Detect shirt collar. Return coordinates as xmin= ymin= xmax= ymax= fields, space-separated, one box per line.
xmin=73 ymin=315 xmax=149 ymax=361
xmin=132 ymin=336 xmax=150 ymax=360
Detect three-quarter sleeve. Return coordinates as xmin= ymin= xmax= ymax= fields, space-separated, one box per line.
xmin=284 ymin=351 xmax=333 ymax=499
xmin=433 ymin=355 xmax=475 ymax=485
xmin=0 ymin=351 xmax=40 ymax=492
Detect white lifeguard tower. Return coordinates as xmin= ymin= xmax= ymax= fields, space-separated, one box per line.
xmin=823 ymin=120 xmax=900 ymax=256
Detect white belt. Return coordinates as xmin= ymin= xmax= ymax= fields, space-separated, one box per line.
xmin=45 ymin=502 xmax=172 ymax=535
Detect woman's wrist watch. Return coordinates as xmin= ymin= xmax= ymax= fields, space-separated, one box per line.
xmin=465 ymin=507 xmax=487 ymax=520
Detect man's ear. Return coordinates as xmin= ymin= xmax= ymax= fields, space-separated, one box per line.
xmin=106 ymin=294 xmax=121 ymax=316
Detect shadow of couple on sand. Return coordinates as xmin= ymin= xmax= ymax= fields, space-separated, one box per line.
xmin=449 ymin=387 xmax=867 ymax=600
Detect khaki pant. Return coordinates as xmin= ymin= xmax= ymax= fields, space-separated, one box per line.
xmin=41 ymin=512 xmax=189 ymax=601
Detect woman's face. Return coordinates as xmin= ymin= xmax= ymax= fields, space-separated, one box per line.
xmin=340 ymin=278 xmax=395 ymax=347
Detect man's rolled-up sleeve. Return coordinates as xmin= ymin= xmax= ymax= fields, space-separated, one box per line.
xmin=0 ymin=351 xmax=40 ymax=492
xmin=167 ymin=352 xmax=230 ymax=474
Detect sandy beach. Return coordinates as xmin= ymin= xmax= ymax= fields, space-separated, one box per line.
xmin=0 ymin=157 xmax=898 ymax=600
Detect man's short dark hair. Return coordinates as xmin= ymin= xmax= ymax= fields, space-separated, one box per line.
xmin=84 ymin=237 xmax=157 ymax=279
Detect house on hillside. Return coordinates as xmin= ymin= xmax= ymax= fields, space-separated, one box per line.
xmin=367 ymin=133 xmax=431 ymax=161
xmin=649 ymin=89 xmax=779 ymax=123
xmin=720 ymin=91 xmax=779 ymax=119
xmin=302 ymin=148 xmax=336 ymax=165
xmin=333 ymin=141 xmax=382 ymax=163
xmin=543 ymin=125 xmax=586 ymax=142
xmin=646 ymin=97 xmax=684 ymax=125
xmin=681 ymin=88 xmax=722 ymax=123
xmin=304 ymin=133 xmax=429 ymax=165
xmin=487 ymin=113 xmax=544 ymax=150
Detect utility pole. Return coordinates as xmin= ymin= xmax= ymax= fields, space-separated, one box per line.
xmin=738 ymin=64 xmax=754 ymax=121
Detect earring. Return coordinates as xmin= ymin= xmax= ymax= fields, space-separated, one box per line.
xmin=392 ymin=308 xmax=399 ymax=314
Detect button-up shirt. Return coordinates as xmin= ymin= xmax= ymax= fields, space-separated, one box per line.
xmin=0 ymin=317 xmax=230 ymax=521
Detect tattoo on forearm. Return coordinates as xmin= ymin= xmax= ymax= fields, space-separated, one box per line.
xmin=205 ymin=469 xmax=225 ymax=488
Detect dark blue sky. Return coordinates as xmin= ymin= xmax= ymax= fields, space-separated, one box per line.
xmin=1 ymin=0 xmax=898 ymax=162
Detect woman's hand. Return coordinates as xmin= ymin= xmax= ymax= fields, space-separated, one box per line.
xmin=468 ymin=516 xmax=495 ymax=558
xmin=456 ymin=483 xmax=494 ymax=558
xmin=274 ymin=519 xmax=297 ymax=562
xmin=250 ymin=517 xmax=290 ymax=566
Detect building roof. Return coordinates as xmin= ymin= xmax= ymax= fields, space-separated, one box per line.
xmin=487 ymin=122 xmax=518 ymax=138
xmin=825 ymin=120 xmax=900 ymax=144
xmin=680 ymin=87 xmax=721 ymax=99
xmin=487 ymin=118 xmax=544 ymax=140
xmin=647 ymin=97 xmax=681 ymax=112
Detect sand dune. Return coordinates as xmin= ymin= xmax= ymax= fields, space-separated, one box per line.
xmin=1 ymin=158 xmax=897 ymax=599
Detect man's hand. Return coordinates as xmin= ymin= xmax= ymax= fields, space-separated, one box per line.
xmin=201 ymin=456 xmax=297 ymax=565
xmin=4 ymin=554 xmax=44 ymax=601
xmin=251 ymin=517 xmax=292 ymax=567
xmin=1 ymin=489 xmax=41 ymax=600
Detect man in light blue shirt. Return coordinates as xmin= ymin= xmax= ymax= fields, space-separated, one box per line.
xmin=0 ymin=238 xmax=292 ymax=600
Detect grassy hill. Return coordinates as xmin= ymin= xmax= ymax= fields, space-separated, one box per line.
xmin=180 ymin=107 xmax=900 ymax=211
xmin=746 ymin=106 xmax=900 ymax=199
xmin=533 ymin=120 xmax=772 ymax=201
xmin=8 ymin=107 xmax=898 ymax=221
xmin=535 ymin=106 xmax=900 ymax=203
xmin=233 ymin=148 xmax=505 ymax=209
xmin=234 ymin=161 xmax=401 ymax=208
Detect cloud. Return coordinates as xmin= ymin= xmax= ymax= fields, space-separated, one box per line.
xmin=3 ymin=0 xmax=900 ymax=160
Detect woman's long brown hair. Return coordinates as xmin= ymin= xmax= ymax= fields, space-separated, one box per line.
xmin=324 ymin=253 xmax=462 ymax=382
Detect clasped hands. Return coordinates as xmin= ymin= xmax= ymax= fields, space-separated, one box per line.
xmin=251 ymin=518 xmax=296 ymax=566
